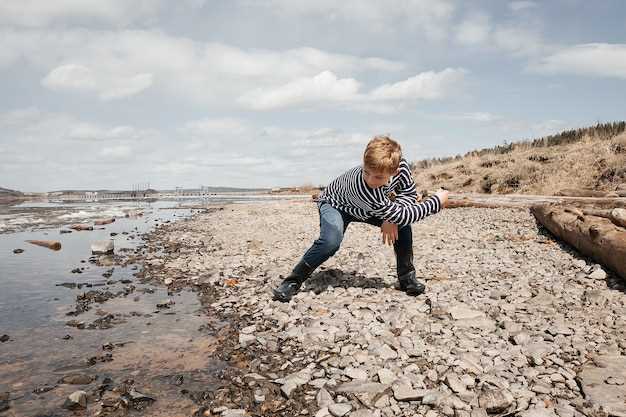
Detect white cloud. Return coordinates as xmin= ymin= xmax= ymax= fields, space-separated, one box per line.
xmin=509 ymin=1 xmax=537 ymax=12
xmin=443 ymin=112 xmax=501 ymax=122
xmin=180 ymin=118 xmax=248 ymax=138
xmin=1 ymin=28 xmax=404 ymax=104
xmin=40 ymin=63 xmax=153 ymax=99
xmin=262 ymin=0 xmax=455 ymax=40
xmin=239 ymin=71 xmax=361 ymax=110
xmin=369 ymin=68 xmax=466 ymax=101
xmin=532 ymin=43 xmax=626 ymax=79
xmin=239 ymin=68 xmax=466 ymax=111
xmin=99 ymin=145 xmax=133 ymax=159
xmin=0 ymin=0 xmax=162 ymax=27
xmin=492 ymin=25 xmax=547 ymax=57
xmin=455 ymin=13 xmax=491 ymax=46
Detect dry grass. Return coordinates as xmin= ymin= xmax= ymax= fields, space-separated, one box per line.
xmin=412 ymin=132 xmax=626 ymax=195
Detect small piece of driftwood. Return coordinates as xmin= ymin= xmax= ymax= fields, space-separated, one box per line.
xmin=26 ymin=240 xmax=62 ymax=251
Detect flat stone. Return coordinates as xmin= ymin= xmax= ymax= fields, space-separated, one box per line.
xmin=478 ymin=388 xmax=514 ymax=413
xmin=60 ymin=373 xmax=93 ymax=385
xmin=579 ymin=354 xmax=626 ymax=416
xmin=518 ymin=406 xmax=558 ymax=417
xmin=392 ymin=384 xmax=425 ymax=401
xmin=445 ymin=374 xmax=467 ymax=394
xmin=239 ymin=333 xmax=256 ymax=347
xmin=531 ymin=383 xmax=551 ymax=394
xmin=449 ymin=305 xmax=485 ymax=320
xmin=588 ymin=268 xmax=607 ymax=280
xmin=276 ymin=369 xmax=312 ymax=398
xmin=377 ymin=369 xmax=396 ymax=385
xmin=221 ymin=409 xmax=247 ymax=417
xmin=345 ymin=367 xmax=368 ymax=380
xmin=335 ymin=382 xmax=389 ymax=394
xmin=316 ymin=388 xmax=334 ymax=408
xmin=374 ymin=344 xmax=397 ymax=360
xmin=328 ymin=403 xmax=352 ymax=417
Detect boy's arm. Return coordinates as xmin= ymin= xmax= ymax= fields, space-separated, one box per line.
xmin=372 ymin=194 xmax=443 ymax=227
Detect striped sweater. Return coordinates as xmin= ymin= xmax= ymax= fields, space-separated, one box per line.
xmin=319 ymin=159 xmax=442 ymax=227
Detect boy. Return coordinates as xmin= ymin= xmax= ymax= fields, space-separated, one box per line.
xmin=273 ymin=135 xmax=448 ymax=302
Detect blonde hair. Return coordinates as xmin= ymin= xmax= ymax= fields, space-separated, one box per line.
xmin=363 ymin=135 xmax=402 ymax=173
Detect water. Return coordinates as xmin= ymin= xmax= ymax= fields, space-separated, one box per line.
xmin=0 ymin=200 xmax=188 ymax=331
xmin=0 ymin=199 xmax=236 ymax=416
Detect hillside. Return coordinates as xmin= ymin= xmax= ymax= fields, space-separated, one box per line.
xmin=0 ymin=187 xmax=22 ymax=196
xmin=412 ymin=122 xmax=626 ymax=195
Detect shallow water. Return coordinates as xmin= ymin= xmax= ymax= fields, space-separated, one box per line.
xmin=0 ymin=200 xmax=235 ymax=416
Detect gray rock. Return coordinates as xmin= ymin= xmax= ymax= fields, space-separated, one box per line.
xmin=449 ymin=305 xmax=485 ymax=320
xmin=588 ymin=267 xmax=607 ymax=280
xmin=335 ymin=382 xmax=389 ymax=394
xmin=579 ymin=354 xmax=626 ymax=416
xmin=377 ymin=369 xmax=396 ymax=385
xmin=316 ymin=388 xmax=334 ymax=408
xmin=445 ymin=374 xmax=467 ymax=394
xmin=221 ymin=409 xmax=247 ymax=417
xmin=60 ymin=373 xmax=93 ymax=385
xmin=478 ymin=388 xmax=514 ymax=413
xmin=392 ymin=384 xmax=425 ymax=401
xmin=91 ymin=240 xmax=114 ymax=254
xmin=345 ymin=367 xmax=368 ymax=380
xmin=518 ymin=406 xmax=558 ymax=417
xmin=64 ymin=390 xmax=87 ymax=409
xmin=328 ymin=403 xmax=352 ymax=417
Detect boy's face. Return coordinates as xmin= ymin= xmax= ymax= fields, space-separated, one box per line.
xmin=363 ymin=166 xmax=396 ymax=189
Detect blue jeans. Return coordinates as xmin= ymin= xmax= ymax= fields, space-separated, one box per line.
xmin=300 ymin=201 xmax=414 ymax=277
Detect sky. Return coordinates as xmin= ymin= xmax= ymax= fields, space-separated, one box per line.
xmin=1 ymin=0 xmax=625 ymax=192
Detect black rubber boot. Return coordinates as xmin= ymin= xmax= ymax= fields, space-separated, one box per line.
xmin=394 ymin=226 xmax=423 ymax=295
xmin=398 ymin=270 xmax=425 ymax=296
xmin=273 ymin=260 xmax=315 ymax=302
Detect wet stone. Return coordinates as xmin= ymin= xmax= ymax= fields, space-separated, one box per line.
xmin=60 ymin=373 xmax=94 ymax=385
xmin=64 ymin=390 xmax=87 ymax=409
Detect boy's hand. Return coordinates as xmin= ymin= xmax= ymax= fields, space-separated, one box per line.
xmin=381 ymin=221 xmax=398 ymax=246
xmin=434 ymin=189 xmax=449 ymax=207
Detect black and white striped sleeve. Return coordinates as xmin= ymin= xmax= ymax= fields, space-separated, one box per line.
xmin=394 ymin=162 xmax=418 ymax=207
xmin=370 ymin=194 xmax=442 ymax=227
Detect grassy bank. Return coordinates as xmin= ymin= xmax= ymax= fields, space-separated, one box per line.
xmin=412 ymin=122 xmax=626 ymax=195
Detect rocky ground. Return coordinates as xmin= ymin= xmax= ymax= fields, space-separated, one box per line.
xmin=97 ymin=201 xmax=626 ymax=416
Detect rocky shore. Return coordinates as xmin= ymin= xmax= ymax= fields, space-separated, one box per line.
xmin=129 ymin=200 xmax=626 ymax=417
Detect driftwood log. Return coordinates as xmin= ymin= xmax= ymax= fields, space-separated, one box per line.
xmin=582 ymin=208 xmax=626 ymax=228
xmin=70 ymin=223 xmax=93 ymax=231
xmin=94 ymin=218 xmax=115 ymax=225
xmin=531 ymin=204 xmax=626 ymax=280
xmin=26 ymin=240 xmax=62 ymax=251
xmin=556 ymin=189 xmax=619 ymax=198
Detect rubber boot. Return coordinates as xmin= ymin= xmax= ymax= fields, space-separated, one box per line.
xmin=398 ymin=270 xmax=425 ymax=296
xmin=394 ymin=228 xmax=424 ymax=296
xmin=272 ymin=260 xmax=315 ymax=302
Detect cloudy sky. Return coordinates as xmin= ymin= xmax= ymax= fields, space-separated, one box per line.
xmin=1 ymin=0 xmax=625 ymax=191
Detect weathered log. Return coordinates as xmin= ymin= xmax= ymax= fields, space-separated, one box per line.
xmin=556 ymin=189 xmax=619 ymax=198
xmin=531 ymin=204 xmax=626 ymax=280
xmin=70 ymin=224 xmax=93 ymax=231
xmin=94 ymin=218 xmax=115 ymax=225
xmin=582 ymin=208 xmax=626 ymax=228
xmin=26 ymin=240 xmax=62 ymax=251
